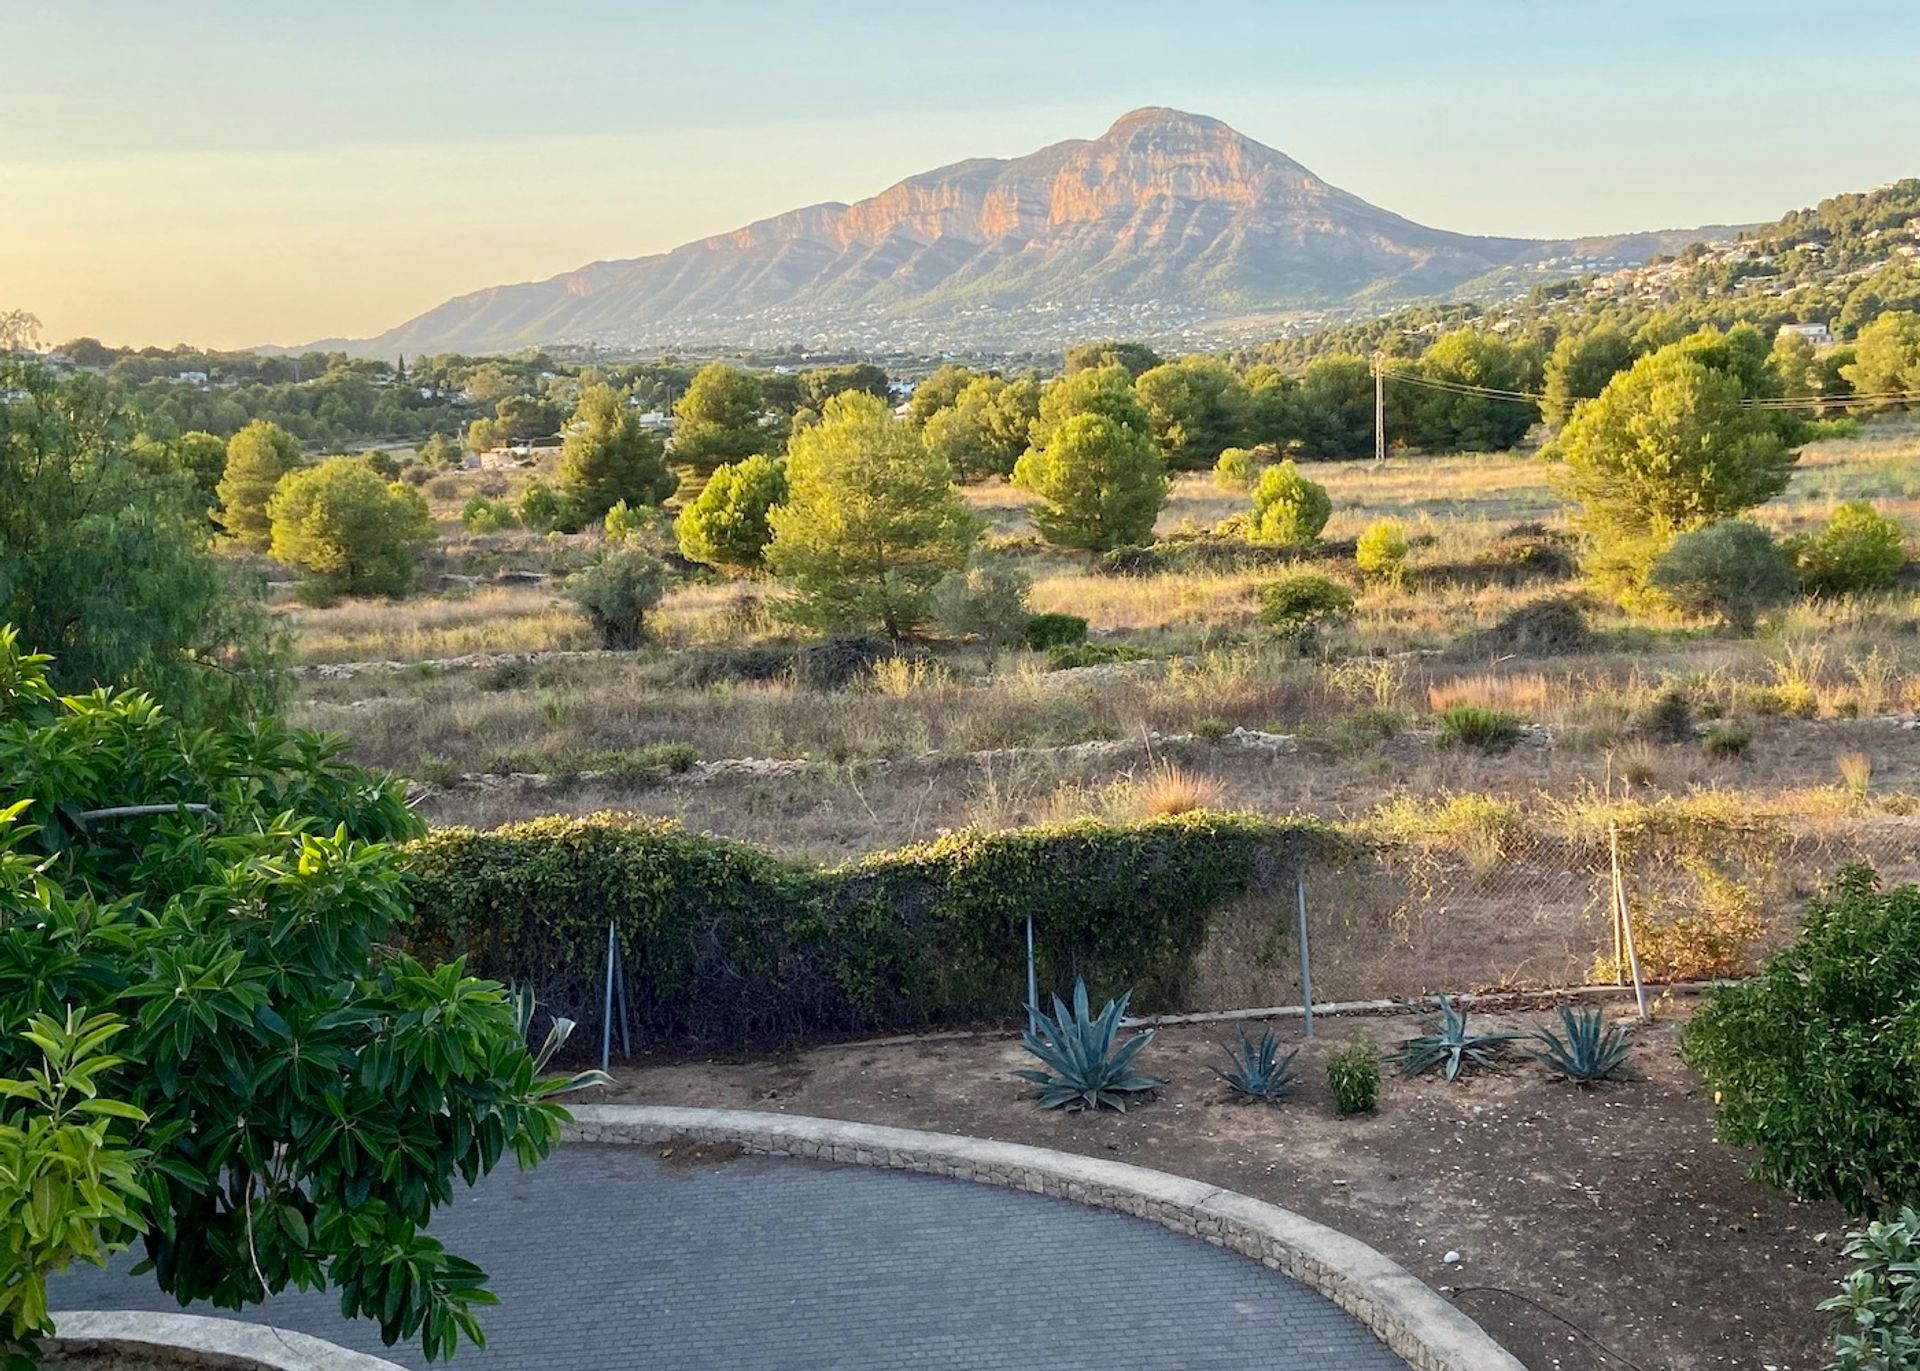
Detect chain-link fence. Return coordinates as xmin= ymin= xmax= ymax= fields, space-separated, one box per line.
xmin=1171 ymin=809 xmax=1920 ymax=1015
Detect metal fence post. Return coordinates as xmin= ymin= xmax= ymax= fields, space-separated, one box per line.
xmin=601 ymin=919 xmax=616 ymax=1073
xmin=1025 ymin=914 xmax=1038 ymax=1022
xmin=1295 ymin=871 xmax=1315 ymax=1039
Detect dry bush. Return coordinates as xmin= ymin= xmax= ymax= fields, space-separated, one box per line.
xmin=1125 ymin=762 xmax=1226 ymax=818
xmin=1599 ymin=857 xmax=1766 ymax=983
xmin=1836 ymin=750 xmax=1874 ymax=800
xmin=1427 ymin=672 xmax=1550 ymax=715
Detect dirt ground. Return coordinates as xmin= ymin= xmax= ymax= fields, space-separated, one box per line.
xmin=586 ymin=1003 xmax=1848 ymax=1371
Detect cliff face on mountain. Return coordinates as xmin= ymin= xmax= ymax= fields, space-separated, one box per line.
xmin=326 ymin=108 xmax=1714 ymax=355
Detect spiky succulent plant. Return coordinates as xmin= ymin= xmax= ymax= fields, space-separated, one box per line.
xmin=1212 ymin=1026 xmax=1299 ymax=1104
xmin=1014 ymin=979 xmax=1162 ymax=1111
xmin=1530 ymin=1005 xmax=1636 ymax=1084
xmin=1393 ymin=993 xmax=1520 ymax=1081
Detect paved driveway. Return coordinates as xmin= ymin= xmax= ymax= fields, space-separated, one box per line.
xmin=54 ymin=1144 xmax=1408 ymax=1371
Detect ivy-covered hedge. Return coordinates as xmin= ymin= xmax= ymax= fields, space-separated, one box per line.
xmin=403 ymin=811 xmax=1327 ymax=1045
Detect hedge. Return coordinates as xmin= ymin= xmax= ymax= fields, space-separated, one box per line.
xmin=403 ymin=811 xmax=1332 ymax=1046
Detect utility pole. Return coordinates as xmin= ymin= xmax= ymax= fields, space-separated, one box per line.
xmin=1372 ymin=349 xmax=1386 ymax=465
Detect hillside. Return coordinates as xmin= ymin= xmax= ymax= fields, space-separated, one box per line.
xmin=1258 ymin=178 xmax=1920 ymax=366
xmin=313 ymin=108 xmax=1715 ymax=357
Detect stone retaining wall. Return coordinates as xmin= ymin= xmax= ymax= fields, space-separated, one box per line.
xmin=568 ymin=1105 xmax=1525 ymax=1371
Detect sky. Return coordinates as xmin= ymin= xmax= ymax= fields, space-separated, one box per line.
xmin=7 ymin=1 xmax=1919 ymax=350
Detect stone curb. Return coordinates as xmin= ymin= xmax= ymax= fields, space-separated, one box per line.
xmin=567 ymin=1104 xmax=1525 ymax=1371
xmin=45 ymin=1310 xmax=407 ymax=1371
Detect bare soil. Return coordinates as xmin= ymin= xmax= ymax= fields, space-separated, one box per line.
xmin=587 ymin=1005 xmax=1848 ymax=1371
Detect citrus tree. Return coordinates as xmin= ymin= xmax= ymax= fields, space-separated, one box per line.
xmin=0 ymin=629 xmax=600 ymax=1362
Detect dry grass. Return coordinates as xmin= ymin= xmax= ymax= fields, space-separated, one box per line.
xmin=286 ymin=586 xmax=594 ymax=663
xmin=1426 ymin=672 xmax=1551 ymax=715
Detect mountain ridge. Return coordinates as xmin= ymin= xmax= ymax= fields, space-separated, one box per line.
xmin=307 ymin=108 xmax=1725 ymax=357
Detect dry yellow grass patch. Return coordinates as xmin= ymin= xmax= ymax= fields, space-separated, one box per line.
xmin=1427 ymin=672 xmax=1552 ymax=715
xmin=287 ymin=587 xmax=593 ymax=663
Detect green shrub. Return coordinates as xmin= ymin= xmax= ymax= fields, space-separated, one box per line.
xmin=566 ymin=543 xmax=667 ymax=649
xmin=1640 ymin=688 xmax=1693 ymax=743
xmin=674 ymin=453 xmax=788 ymax=571
xmin=1258 ymin=573 xmax=1354 ymax=641
xmin=1024 ymin=612 xmax=1089 ymax=651
xmin=1821 ymin=1207 xmax=1920 ymax=1371
xmin=1789 ymin=501 xmax=1909 ymax=596
xmin=461 ymin=495 xmax=518 ymax=532
xmin=1355 ymin=519 xmax=1409 ymax=582
xmin=402 ymin=811 xmax=1326 ymax=1046
xmin=1702 ymin=721 xmax=1750 ymax=761
xmin=518 ymin=479 xmax=580 ymax=534
xmin=1193 ymin=715 xmax=1230 ymax=744
xmin=1045 ymin=641 xmax=1150 ymax=670
xmin=1648 ymin=519 xmax=1797 ymax=632
xmin=1327 ymin=1044 xmax=1380 ymax=1115
xmin=1682 ymin=865 xmax=1920 ymax=1215
xmin=1249 ymin=460 xmax=1332 ymax=547
xmin=1213 ymin=446 xmax=1257 ymax=490
xmin=1435 ymin=703 xmax=1523 ymax=753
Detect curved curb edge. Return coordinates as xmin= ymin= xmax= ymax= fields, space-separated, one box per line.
xmin=45 ymin=1310 xmax=407 ymax=1371
xmin=567 ymin=1104 xmax=1525 ymax=1371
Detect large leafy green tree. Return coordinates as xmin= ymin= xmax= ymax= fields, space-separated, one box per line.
xmin=921 ymin=375 xmax=1038 ymax=480
xmin=215 ymin=419 xmax=302 ymax=549
xmin=172 ymin=430 xmax=229 ymax=507
xmin=904 ymin=363 xmax=979 ymax=428
xmin=1062 ymin=341 xmax=1162 ymax=379
xmin=1407 ymin=328 xmax=1539 ymax=452
xmin=1133 ymin=356 xmax=1252 ymax=470
xmin=1843 ymin=310 xmax=1920 ymax=402
xmin=671 ymin=363 xmax=774 ymax=472
xmin=1554 ymin=336 xmax=1802 ymax=593
xmin=1541 ymin=328 xmax=1637 ymax=429
xmin=267 ymin=457 xmax=436 ymax=600
xmin=556 ymin=384 xmax=676 ymax=520
xmin=0 ymin=631 xmax=599 ymax=1361
xmin=0 ymin=360 xmax=279 ymax=722
xmin=764 ymin=393 xmax=982 ymax=638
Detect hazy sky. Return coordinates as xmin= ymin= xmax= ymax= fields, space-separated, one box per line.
xmin=8 ymin=1 xmax=1918 ymax=349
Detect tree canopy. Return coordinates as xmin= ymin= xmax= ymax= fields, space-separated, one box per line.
xmin=556 ymin=384 xmax=676 ymax=520
xmin=672 ymin=363 xmax=775 ymax=472
xmin=764 ymin=393 xmax=982 ymax=638
xmin=267 ymin=457 xmax=436 ymax=601
xmin=216 ymin=419 xmax=303 ymax=550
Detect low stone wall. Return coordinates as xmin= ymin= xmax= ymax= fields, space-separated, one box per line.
xmin=46 ymin=1311 xmax=406 ymax=1371
xmin=568 ymin=1105 xmax=1525 ymax=1371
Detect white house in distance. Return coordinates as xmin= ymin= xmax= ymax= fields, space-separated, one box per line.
xmin=1777 ymin=321 xmax=1833 ymax=347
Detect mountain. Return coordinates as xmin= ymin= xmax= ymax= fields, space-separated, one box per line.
xmin=318 ymin=108 xmax=1725 ymax=357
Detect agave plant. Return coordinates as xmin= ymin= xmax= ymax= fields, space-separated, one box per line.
xmin=1015 ymin=979 xmax=1162 ymax=1111
xmin=1393 ymin=993 xmax=1521 ymax=1081
xmin=1530 ymin=1005 xmax=1636 ymax=1084
xmin=514 ymin=984 xmax=614 ymax=1094
xmin=1212 ymin=1026 xmax=1299 ymax=1104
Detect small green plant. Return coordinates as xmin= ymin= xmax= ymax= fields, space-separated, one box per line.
xmin=1640 ymin=688 xmax=1693 ymax=743
xmin=1024 ymin=612 xmax=1089 ymax=650
xmin=1529 ymin=1005 xmax=1636 ymax=1084
xmin=1355 ymin=519 xmax=1410 ymax=583
xmin=1211 ymin=1027 xmax=1299 ymax=1105
xmin=1820 ymin=1206 xmax=1920 ymax=1371
xmin=1192 ymin=715 xmax=1229 ymax=744
xmin=1702 ymin=721 xmax=1750 ymax=761
xmin=1789 ymin=500 xmax=1909 ymax=596
xmin=1435 ymin=704 xmax=1523 ymax=753
xmin=1258 ymin=573 xmax=1354 ymax=643
xmin=1213 ymin=446 xmax=1258 ymax=490
xmin=460 ymin=495 xmax=518 ymax=532
xmin=1394 ymin=994 xmax=1520 ymax=1081
xmin=1045 ymin=642 xmax=1149 ymax=671
xmin=1015 ymin=979 xmax=1162 ymax=1112
xmin=1249 ymin=460 xmax=1332 ymax=546
xmin=1327 ymin=1043 xmax=1381 ymax=1115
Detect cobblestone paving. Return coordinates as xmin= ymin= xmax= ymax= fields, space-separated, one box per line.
xmin=53 ymin=1144 xmax=1408 ymax=1370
